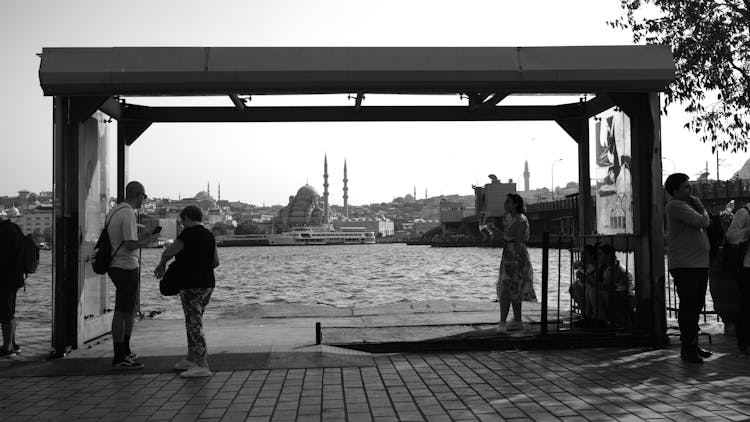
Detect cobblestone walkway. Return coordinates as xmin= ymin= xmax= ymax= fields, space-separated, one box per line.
xmin=1 ymin=337 xmax=749 ymax=422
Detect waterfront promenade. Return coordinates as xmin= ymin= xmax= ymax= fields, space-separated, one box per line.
xmin=1 ymin=302 xmax=749 ymax=421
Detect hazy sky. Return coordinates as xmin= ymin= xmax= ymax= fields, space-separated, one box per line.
xmin=0 ymin=0 xmax=745 ymax=206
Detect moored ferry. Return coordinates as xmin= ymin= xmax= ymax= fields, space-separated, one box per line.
xmin=268 ymin=226 xmax=376 ymax=246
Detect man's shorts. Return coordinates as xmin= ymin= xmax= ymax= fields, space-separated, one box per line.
xmin=107 ymin=268 xmax=139 ymax=314
xmin=0 ymin=289 xmax=18 ymax=323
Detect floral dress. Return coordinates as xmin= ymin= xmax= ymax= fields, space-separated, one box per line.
xmin=497 ymin=213 xmax=537 ymax=302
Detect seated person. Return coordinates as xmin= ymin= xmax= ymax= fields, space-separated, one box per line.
xmin=570 ymin=244 xmax=601 ymax=322
xmin=586 ymin=244 xmax=635 ymax=327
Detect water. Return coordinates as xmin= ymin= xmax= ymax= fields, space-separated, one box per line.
xmin=14 ymin=245 xmax=714 ymax=328
xmin=19 ymin=245 xmax=547 ymax=325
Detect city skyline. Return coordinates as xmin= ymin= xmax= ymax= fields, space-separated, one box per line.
xmin=1 ymin=0 xmax=748 ymax=205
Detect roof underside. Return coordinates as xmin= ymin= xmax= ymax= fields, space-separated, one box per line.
xmin=39 ymin=46 xmax=675 ymax=96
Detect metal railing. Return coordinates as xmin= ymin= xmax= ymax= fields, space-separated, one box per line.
xmin=540 ymin=232 xmax=648 ymax=338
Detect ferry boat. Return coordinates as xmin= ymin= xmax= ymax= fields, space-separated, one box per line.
xmin=268 ymin=226 xmax=376 ymax=246
xmin=216 ymin=234 xmax=270 ymax=247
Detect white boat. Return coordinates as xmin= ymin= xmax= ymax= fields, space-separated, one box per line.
xmin=268 ymin=226 xmax=376 ymax=246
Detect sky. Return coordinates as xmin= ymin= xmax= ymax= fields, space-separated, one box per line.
xmin=0 ymin=0 xmax=746 ymax=206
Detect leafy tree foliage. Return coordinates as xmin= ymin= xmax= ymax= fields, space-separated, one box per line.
xmin=211 ymin=222 xmax=230 ymax=236
xmin=611 ymin=0 xmax=749 ymax=152
xmin=235 ymin=221 xmax=263 ymax=235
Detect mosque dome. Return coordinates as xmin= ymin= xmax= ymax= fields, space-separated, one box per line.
xmin=405 ymin=193 xmax=415 ymax=201
xmin=194 ymin=190 xmax=214 ymax=201
xmin=6 ymin=207 xmax=20 ymax=217
xmin=295 ymin=184 xmax=319 ymax=200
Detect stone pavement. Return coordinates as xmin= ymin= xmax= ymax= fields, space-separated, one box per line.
xmin=1 ymin=329 xmax=750 ymax=421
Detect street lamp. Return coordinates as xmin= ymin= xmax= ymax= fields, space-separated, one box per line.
xmin=662 ymin=156 xmax=676 ymax=175
xmin=551 ymin=158 xmax=563 ymax=200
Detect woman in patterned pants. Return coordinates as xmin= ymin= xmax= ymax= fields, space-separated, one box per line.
xmin=155 ymin=205 xmax=219 ymax=378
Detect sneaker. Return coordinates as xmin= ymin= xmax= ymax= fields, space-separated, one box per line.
xmin=179 ymin=366 xmax=212 ymax=378
xmin=112 ymin=357 xmax=144 ymax=370
xmin=0 ymin=348 xmax=17 ymax=358
xmin=496 ymin=321 xmax=506 ymax=334
xmin=12 ymin=344 xmax=21 ymax=354
xmin=506 ymin=320 xmax=524 ymax=332
xmin=696 ymin=346 xmax=713 ymax=358
xmin=174 ymin=359 xmax=198 ymax=371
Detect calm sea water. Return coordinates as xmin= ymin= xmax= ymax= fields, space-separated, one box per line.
xmin=16 ymin=244 xmax=698 ymax=328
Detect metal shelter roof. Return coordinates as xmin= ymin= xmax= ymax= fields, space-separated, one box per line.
xmin=39 ymin=46 xmax=675 ymax=97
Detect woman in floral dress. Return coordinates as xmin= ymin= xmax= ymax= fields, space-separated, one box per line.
xmin=497 ymin=194 xmax=537 ymax=332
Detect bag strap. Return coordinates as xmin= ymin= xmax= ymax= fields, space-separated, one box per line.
xmin=105 ymin=205 xmax=128 ymax=260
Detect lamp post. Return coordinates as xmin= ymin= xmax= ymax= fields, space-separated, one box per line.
xmin=551 ymin=158 xmax=563 ymax=200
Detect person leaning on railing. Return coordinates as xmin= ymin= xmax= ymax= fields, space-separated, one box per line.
xmin=664 ymin=173 xmax=713 ymax=364
xmin=724 ymin=202 xmax=750 ymax=356
xmin=570 ymin=243 xmax=602 ymax=326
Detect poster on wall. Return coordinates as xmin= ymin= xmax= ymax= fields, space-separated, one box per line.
xmin=595 ymin=110 xmax=633 ymax=235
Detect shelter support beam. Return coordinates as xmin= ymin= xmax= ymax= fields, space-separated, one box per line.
xmin=610 ymin=92 xmax=667 ymax=345
xmin=119 ymin=104 xmax=590 ymax=122
xmin=555 ymin=118 xmax=593 ymax=235
xmin=52 ymin=97 xmax=81 ymax=355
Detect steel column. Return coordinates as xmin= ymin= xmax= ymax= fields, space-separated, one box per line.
xmin=52 ymin=96 xmax=80 ymax=355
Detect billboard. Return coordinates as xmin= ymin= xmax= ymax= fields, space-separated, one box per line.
xmin=595 ymin=110 xmax=633 ymax=235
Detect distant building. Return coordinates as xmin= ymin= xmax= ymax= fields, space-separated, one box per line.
xmin=439 ymin=199 xmax=465 ymax=223
xmin=17 ymin=205 xmax=53 ymax=235
xmin=474 ymin=176 xmax=516 ymax=224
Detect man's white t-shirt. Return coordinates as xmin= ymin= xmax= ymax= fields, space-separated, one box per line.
xmin=106 ymin=203 xmax=138 ymax=270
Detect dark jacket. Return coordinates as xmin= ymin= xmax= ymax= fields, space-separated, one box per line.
xmin=174 ymin=225 xmax=216 ymax=289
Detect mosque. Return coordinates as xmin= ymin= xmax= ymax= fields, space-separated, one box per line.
xmin=276 ymin=155 xmax=349 ymax=230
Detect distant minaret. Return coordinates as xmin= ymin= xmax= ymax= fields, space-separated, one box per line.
xmin=413 ymin=185 xmax=416 ymax=199
xmin=524 ymin=160 xmax=530 ymax=192
xmin=323 ymin=154 xmax=330 ymax=222
xmin=343 ymin=159 xmax=349 ymax=218
xmin=207 ymin=181 xmax=210 ymax=197
xmin=218 ymin=182 xmax=221 ymax=202
xmin=425 ymin=188 xmax=428 ymax=200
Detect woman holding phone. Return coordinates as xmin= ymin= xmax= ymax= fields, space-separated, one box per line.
xmin=154 ymin=205 xmax=219 ymax=377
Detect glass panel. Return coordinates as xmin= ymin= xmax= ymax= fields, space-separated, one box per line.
xmin=79 ymin=112 xmax=112 ymax=327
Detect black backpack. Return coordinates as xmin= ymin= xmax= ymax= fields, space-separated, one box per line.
xmin=12 ymin=224 xmax=39 ymax=286
xmin=91 ymin=206 xmax=126 ymax=275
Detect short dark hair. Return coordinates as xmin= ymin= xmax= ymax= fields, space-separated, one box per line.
xmin=180 ymin=205 xmax=203 ymax=222
xmin=582 ymin=244 xmax=598 ymax=258
xmin=664 ymin=173 xmax=689 ymax=196
xmin=125 ymin=181 xmax=144 ymax=200
xmin=506 ymin=194 xmax=525 ymax=214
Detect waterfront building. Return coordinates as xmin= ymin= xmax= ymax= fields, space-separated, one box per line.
xmin=18 ymin=204 xmax=53 ymax=236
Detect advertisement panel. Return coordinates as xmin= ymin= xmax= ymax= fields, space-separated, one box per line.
xmin=595 ymin=110 xmax=633 ymax=235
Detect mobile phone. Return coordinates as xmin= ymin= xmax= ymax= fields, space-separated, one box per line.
xmin=152 ymin=226 xmax=162 ymax=234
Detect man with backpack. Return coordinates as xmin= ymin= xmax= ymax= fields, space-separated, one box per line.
xmin=725 ymin=202 xmax=750 ymax=356
xmin=0 ymin=214 xmax=25 ymax=357
xmin=106 ymin=181 xmax=159 ymax=370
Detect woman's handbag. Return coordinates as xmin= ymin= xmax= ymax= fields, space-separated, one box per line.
xmin=159 ymin=262 xmax=182 ymax=296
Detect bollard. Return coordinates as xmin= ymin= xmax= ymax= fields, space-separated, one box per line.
xmin=315 ymin=322 xmax=322 ymax=345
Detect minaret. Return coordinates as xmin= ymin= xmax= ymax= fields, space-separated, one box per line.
xmin=343 ymin=159 xmax=349 ymax=218
xmin=425 ymin=188 xmax=427 ymax=200
xmin=323 ymin=154 xmax=330 ymax=223
xmin=218 ymin=182 xmax=221 ymax=202
xmin=413 ymin=185 xmax=416 ymax=199
xmin=524 ymin=160 xmax=530 ymax=192
xmin=207 ymin=181 xmax=210 ymax=197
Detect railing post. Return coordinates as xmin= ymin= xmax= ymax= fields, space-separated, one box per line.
xmin=541 ymin=232 xmax=549 ymax=336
